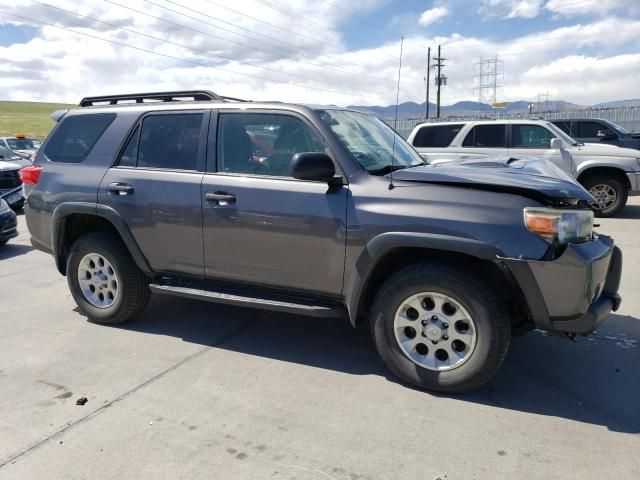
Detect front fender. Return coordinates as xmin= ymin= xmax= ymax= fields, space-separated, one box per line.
xmin=575 ymin=158 xmax=638 ymax=176
xmin=51 ymin=202 xmax=151 ymax=275
xmin=344 ymin=232 xmax=502 ymax=326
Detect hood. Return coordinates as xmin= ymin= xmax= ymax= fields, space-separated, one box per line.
xmin=572 ymin=142 xmax=640 ymax=157
xmin=0 ymin=161 xmax=22 ymax=172
xmin=392 ymin=155 xmax=594 ymax=205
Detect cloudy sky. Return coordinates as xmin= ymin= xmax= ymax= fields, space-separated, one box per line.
xmin=0 ymin=0 xmax=639 ymax=107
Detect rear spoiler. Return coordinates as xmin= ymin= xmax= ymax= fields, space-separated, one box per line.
xmin=51 ymin=109 xmax=69 ymax=122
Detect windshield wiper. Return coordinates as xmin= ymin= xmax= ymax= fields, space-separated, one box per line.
xmin=369 ymin=164 xmax=408 ymax=175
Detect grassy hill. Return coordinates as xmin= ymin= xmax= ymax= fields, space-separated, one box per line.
xmin=0 ymin=101 xmax=74 ymax=140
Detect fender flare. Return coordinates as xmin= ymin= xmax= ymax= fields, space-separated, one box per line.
xmin=344 ymin=232 xmax=502 ymax=326
xmin=51 ymin=202 xmax=151 ymax=275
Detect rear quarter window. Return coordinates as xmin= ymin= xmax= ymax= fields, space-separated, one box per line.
xmin=412 ymin=124 xmax=463 ymax=148
xmin=44 ymin=113 xmax=116 ymax=163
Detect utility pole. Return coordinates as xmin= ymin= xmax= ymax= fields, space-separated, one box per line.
xmin=432 ymin=45 xmax=446 ymax=118
xmin=534 ymin=91 xmax=550 ymax=114
xmin=473 ymin=55 xmax=503 ymax=118
xmin=425 ymin=46 xmax=431 ymax=120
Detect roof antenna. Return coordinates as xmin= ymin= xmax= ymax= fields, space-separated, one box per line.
xmin=389 ymin=36 xmax=404 ymax=190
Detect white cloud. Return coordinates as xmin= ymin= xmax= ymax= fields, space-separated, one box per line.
xmin=480 ymin=0 xmax=544 ymax=19
xmin=418 ymin=6 xmax=449 ymax=26
xmin=0 ymin=1 xmax=638 ymax=108
xmin=545 ymin=0 xmax=627 ymax=17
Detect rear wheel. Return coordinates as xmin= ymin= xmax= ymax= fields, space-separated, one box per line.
xmin=67 ymin=232 xmax=150 ymax=324
xmin=581 ymin=174 xmax=628 ymax=218
xmin=370 ymin=262 xmax=511 ymax=394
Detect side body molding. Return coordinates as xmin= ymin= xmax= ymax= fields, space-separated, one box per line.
xmin=344 ymin=232 xmax=502 ymax=326
xmin=51 ymin=202 xmax=151 ymax=275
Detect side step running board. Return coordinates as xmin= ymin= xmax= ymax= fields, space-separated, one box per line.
xmin=149 ymin=283 xmax=345 ymax=318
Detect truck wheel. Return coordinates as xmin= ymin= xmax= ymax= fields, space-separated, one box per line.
xmin=581 ymin=174 xmax=628 ymax=218
xmin=370 ymin=262 xmax=510 ymax=394
xmin=67 ymin=232 xmax=150 ymax=325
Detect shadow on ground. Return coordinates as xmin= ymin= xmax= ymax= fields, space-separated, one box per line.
xmin=0 ymin=243 xmax=33 ymax=260
xmin=614 ymin=203 xmax=640 ymax=219
xmin=104 ymin=295 xmax=640 ymax=434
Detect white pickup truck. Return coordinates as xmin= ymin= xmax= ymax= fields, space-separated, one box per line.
xmin=407 ymin=119 xmax=640 ymax=217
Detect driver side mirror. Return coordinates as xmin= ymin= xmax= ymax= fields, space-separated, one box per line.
xmin=550 ymin=138 xmax=563 ymax=149
xmin=597 ymin=129 xmax=616 ymax=140
xmin=291 ymin=152 xmax=336 ymax=183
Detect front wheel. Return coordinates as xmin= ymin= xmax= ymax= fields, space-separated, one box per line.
xmin=370 ymin=262 xmax=511 ymax=394
xmin=581 ymin=174 xmax=628 ymax=218
xmin=67 ymin=232 xmax=150 ymax=325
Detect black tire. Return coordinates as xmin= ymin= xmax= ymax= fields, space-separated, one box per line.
xmin=580 ymin=174 xmax=628 ymax=218
xmin=370 ymin=262 xmax=511 ymax=394
xmin=67 ymin=231 xmax=150 ymax=325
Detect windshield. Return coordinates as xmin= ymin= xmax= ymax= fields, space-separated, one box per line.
xmin=544 ymin=122 xmax=580 ymax=145
xmin=6 ymin=138 xmax=40 ymax=150
xmin=0 ymin=145 xmax=19 ymax=159
xmin=316 ymin=109 xmax=425 ymax=174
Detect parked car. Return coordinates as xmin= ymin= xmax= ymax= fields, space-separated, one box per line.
xmin=22 ymin=90 xmax=622 ymax=394
xmin=0 ymin=145 xmax=33 ymax=169
xmin=0 ymin=134 xmax=41 ymax=159
xmin=0 ymin=197 xmax=18 ymax=247
xmin=407 ymin=120 xmax=640 ymax=217
xmin=0 ymin=161 xmax=25 ymax=209
xmin=550 ymin=118 xmax=640 ymax=150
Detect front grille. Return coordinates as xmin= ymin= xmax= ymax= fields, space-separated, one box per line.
xmin=0 ymin=170 xmax=21 ymax=190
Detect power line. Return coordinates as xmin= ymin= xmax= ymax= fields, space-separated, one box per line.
xmin=250 ymin=0 xmax=399 ymax=61
xmin=31 ymin=1 xmax=392 ymax=96
xmin=101 ymin=0 xmax=399 ymax=85
xmin=148 ymin=0 xmax=406 ymax=77
xmin=319 ymin=0 xmax=393 ymax=34
xmin=0 ymin=9 xmax=380 ymax=100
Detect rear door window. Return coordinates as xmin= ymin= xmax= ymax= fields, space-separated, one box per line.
xmin=511 ymin=124 xmax=555 ymax=148
xmin=119 ymin=113 xmax=204 ymax=170
xmin=412 ymin=124 xmax=463 ymax=148
xmin=44 ymin=113 xmax=116 ymax=163
xmin=462 ymin=124 xmax=506 ymax=148
xmin=576 ymin=121 xmax=606 ymax=138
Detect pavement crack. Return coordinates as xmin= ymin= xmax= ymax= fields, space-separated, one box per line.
xmin=0 ymin=315 xmax=259 ymax=469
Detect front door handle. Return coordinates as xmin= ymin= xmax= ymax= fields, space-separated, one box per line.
xmin=107 ymin=182 xmax=134 ymax=195
xmin=205 ymin=191 xmax=236 ymax=205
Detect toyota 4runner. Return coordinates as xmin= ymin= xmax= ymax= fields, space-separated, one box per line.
xmin=23 ymin=91 xmax=622 ymax=393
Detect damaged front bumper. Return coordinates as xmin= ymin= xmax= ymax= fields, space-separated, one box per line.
xmin=502 ymin=234 xmax=622 ymax=335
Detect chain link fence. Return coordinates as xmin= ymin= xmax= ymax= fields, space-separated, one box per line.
xmin=385 ymin=106 xmax=640 ymax=138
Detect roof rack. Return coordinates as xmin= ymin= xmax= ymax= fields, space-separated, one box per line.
xmin=78 ymin=90 xmax=249 ymax=107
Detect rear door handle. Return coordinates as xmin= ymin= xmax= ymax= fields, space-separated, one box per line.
xmin=107 ymin=182 xmax=134 ymax=195
xmin=205 ymin=191 xmax=236 ymax=205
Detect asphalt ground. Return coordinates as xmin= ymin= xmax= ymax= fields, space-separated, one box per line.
xmin=1 ymin=199 xmax=639 ymax=480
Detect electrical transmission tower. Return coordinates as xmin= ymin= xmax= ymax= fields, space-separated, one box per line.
xmin=473 ymin=56 xmax=503 ymax=117
xmin=431 ymin=45 xmax=446 ymax=118
xmin=534 ymin=92 xmax=551 ymax=114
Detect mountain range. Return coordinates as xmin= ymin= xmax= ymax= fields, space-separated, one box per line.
xmin=348 ymin=99 xmax=640 ymax=119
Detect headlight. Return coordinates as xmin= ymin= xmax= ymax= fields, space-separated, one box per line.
xmin=0 ymin=198 xmax=9 ymax=213
xmin=524 ymin=207 xmax=593 ymax=244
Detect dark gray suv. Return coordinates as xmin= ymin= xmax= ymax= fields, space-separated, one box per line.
xmin=23 ymin=91 xmax=622 ymax=393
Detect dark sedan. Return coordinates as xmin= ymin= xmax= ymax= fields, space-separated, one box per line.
xmin=0 ymin=198 xmax=18 ymax=247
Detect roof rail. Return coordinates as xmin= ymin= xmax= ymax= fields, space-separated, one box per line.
xmin=78 ymin=90 xmax=249 ymax=107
